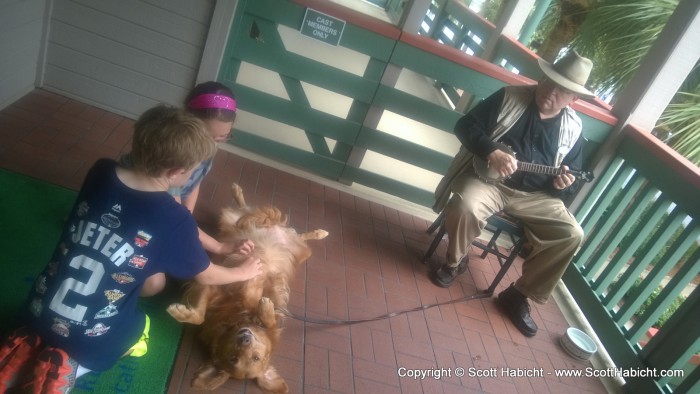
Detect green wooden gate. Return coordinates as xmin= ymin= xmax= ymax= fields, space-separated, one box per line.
xmin=218 ymin=0 xmax=614 ymax=208
xmin=219 ymin=0 xmax=400 ymax=189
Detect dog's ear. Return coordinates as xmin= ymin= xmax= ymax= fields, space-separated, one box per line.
xmin=256 ymin=365 xmax=289 ymax=393
xmin=192 ymin=363 xmax=231 ymax=391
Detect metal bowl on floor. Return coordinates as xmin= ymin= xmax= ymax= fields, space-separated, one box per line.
xmin=560 ymin=327 xmax=597 ymax=361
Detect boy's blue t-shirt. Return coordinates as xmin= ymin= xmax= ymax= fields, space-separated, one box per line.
xmin=24 ymin=159 xmax=210 ymax=371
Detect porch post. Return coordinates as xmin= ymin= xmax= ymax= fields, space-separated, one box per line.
xmin=398 ymin=0 xmax=431 ymax=34
xmin=481 ymin=0 xmax=536 ymax=60
xmin=519 ymin=0 xmax=553 ymax=46
xmin=196 ymin=0 xmax=240 ymax=83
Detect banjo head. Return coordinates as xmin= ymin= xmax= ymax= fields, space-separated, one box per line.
xmin=473 ymin=157 xmax=504 ymax=183
xmin=473 ymin=143 xmax=514 ymax=183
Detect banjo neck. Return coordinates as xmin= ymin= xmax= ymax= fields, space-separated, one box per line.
xmin=516 ymin=161 xmax=568 ymax=176
xmin=472 ymin=142 xmax=595 ymax=183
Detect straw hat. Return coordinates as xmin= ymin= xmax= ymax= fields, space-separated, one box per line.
xmin=537 ymin=50 xmax=594 ymax=97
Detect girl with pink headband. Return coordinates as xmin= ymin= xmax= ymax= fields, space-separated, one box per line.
xmin=174 ymin=81 xmax=240 ymax=255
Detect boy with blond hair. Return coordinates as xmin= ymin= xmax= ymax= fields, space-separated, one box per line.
xmin=0 ymin=105 xmax=261 ymax=393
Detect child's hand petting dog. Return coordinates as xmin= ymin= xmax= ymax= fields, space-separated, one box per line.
xmin=235 ymin=239 xmax=255 ymax=254
xmin=237 ymin=256 xmax=263 ymax=281
xmin=219 ymin=239 xmax=255 ymax=255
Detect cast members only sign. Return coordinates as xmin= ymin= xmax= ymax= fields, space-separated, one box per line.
xmin=300 ymin=8 xmax=346 ymax=46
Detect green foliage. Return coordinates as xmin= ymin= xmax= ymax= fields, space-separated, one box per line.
xmin=480 ymin=0 xmax=504 ymax=22
xmin=630 ymin=278 xmax=687 ymax=329
xmin=571 ymin=0 xmax=678 ymax=96
xmin=657 ymin=88 xmax=700 ymax=165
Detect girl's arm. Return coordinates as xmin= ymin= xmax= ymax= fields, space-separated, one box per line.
xmin=181 ymin=184 xmax=200 ymax=213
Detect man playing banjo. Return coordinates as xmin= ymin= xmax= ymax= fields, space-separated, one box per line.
xmin=430 ymin=51 xmax=595 ymax=338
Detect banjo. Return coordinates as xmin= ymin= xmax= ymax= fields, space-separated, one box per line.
xmin=473 ymin=142 xmax=595 ymax=184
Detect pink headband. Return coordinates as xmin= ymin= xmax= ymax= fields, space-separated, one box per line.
xmin=187 ymin=94 xmax=236 ymax=111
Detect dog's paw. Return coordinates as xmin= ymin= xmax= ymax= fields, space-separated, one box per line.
xmin=259 ymin=297 xmax=274 ymax=311
xmin=167 ymin=303 xmax=204 ymax=325
xmin=231 ymin=183 xmax=246 ymax=208
xmin=258 ymin=297 xmax=277 ymax=328
xmin=301 ymin=229 xmax=329 ymax=241
xmin=313 ymin=230 xmax=329 ymax=239
xmin=231 ymin=183 xmax=243 ymax=195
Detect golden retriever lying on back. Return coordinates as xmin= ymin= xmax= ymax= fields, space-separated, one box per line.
xmin=167 ymin=184 xmax=328 ymax=393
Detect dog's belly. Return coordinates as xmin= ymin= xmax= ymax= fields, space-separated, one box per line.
xmin=169 ymin=183 xmax=327 ymax=393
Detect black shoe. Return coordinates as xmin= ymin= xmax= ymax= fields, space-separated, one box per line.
xmin=429 ymin=257 xmax=468 ymax=288
xmin=496 ymin=284 xmax=538 ymax=337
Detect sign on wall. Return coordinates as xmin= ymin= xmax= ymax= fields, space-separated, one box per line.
xmin=300 ymin=8 xmax=346 ymax=46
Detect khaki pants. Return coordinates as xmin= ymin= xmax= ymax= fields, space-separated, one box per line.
xmin=444 ymin=173 xmax=583 ymax=304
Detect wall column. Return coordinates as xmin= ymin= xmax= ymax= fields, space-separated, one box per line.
xmin=197 ymin=0 xmax=240 ymax=83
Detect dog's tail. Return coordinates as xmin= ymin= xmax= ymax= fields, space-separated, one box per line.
xmin=219 ymin=208 xmax=240 ymax=229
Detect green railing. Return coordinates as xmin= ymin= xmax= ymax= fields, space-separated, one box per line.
xmin=420 ymin=0 xmax=542 ymax=79
xmin=421 ymin=0 xmax=494 ymax=58
xmin=567 ymin=124 xmax=700 ymax=393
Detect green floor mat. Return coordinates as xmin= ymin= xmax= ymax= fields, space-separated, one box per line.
xmin=0 ymin=169 xmax=183 ymax=393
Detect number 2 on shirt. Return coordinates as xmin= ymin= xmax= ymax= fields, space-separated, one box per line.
xmin=49 ymin=255 xmax=105 ymax=322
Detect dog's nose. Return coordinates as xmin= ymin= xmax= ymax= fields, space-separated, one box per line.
xmin=237 ymin=328 xmax=252 ymax=346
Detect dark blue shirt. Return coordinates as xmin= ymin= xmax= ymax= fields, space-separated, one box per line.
xmin=24 ymin=159 xmax=210 ymax=370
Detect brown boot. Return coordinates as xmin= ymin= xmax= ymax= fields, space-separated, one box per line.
xmin=429 ymin=257 xmax=468 ymax=288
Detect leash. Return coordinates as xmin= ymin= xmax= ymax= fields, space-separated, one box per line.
xmin=280 ymin=290 xmax=494 ymax=325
